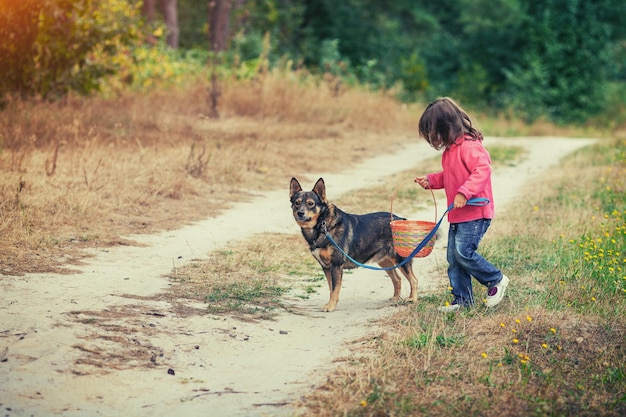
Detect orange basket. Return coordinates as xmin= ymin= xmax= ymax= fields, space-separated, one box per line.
xmin=389 ymin=185 xmax=438 ymax=258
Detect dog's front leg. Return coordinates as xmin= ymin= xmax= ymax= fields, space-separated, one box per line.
xmin=322 ymin=265 xmax=343 ymax=312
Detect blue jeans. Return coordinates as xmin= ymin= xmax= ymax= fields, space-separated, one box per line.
xmin=447 ymin=219 xmax=502 ymax=306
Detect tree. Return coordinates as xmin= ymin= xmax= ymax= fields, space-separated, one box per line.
xmin=142 ymin=0 xmax=179 ymax=48
xmin=162 ymin=0 xmax=179 ymax=48
xmin=206 ymin=0 xmax=234 ymax=117
xmin=208 ymin=0 xmax=232 ymax=52
xmin=143 ymin=0 xmax=156 ymax=21
xmin=504 ymin=0 xmax=616 ymax=123
xmin=0 ymin=0 xmax=42 ymax=97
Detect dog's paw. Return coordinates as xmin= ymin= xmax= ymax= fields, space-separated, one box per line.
xmin=391 ymin=296 xmax=417 ymax=306
xmin=322 ymin=303 xmax=337 ymax=312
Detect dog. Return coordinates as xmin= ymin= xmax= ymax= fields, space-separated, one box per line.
xmin=289 ymin=177 xmax=418 ymax=312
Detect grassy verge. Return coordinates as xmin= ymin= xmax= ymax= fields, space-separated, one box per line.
xmin=165 ymin=233 xmax=321 ymax=320
xmin=294 ymin=137 xmax=625 ymax=416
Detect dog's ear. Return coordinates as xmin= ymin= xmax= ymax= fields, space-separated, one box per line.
xmin=289 ymin=177 xmax=302 ymax=199
xmin=312 ymin=177 xmax=326 ymax=201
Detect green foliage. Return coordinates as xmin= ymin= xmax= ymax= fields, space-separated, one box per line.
xmin=2 ymin=0 xmax=625 ymax=125
xmin=398 ymin=53 xmax=428 ymax=97
xmin=98 ymin=43 xmax=207 ymax=94
xmin=503 ymin=0 xmax=616 ymax=123
xmin=205 ymin=280 xmax=286 ymax=315
xmin=0 ymin=0 xmax=41 ymax=97
xmin=231 ymin=0 xmax=306 ymax=64
xmin=405 ymin=333 xmax=461 ymax=349
xmin=230 ymin=30 xmax=265 ymax=62
xmin=589 ymin=82 xmax=626 ymax=131
xmin=418 ymin=0 xmax=526 ymax=100
xmin=234 ymin=0 xmax=625 ymax=124
xmin=0 ymin=0 xmax=144 ymax=98
xmin=486 ymin=145 xmax=526 ymax=167
xmin=177 ymin=0 xmax=208 ymax=49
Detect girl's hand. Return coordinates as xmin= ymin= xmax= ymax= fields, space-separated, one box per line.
xmin=414 ymin=175 xmax=430 ymax=189
xmin=454 ymin=193 xmax=467 ymax=208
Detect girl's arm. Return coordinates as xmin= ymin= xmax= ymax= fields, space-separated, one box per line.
xmin=414 ymin=173 xmax=443 ymax=189
xmin=426 ymin=172 xmax=444 ymax=190
xmin=457 ymin=142 xmax=491 ymax=198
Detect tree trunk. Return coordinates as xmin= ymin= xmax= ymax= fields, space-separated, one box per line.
xmin=206 ymin=0 xmax=232 ymax=117
xmin=142 ymin=0 xmax=178 ymax=48
xmin=142 ymin=0 xmax=156 ymax=22
xmin=162 ymin=0 xmax=179 ymax=49
xmin=208 ymin=0 xmax=231 ymax=52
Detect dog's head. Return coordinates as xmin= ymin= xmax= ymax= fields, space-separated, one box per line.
xmin=289 ymin=177 xmax=327 ymax=228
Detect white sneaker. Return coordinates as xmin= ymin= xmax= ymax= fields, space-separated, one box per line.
xmin=485 ymin=275 xmax=509 ymax=307
xmin=437 ymin=301 xmax=461 ymax=312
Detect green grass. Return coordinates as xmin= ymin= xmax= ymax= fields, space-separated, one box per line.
xmin=487 ymin=139 xmax=625 ymax=318
xmin=167 ymin=233 xmax=319 ymax=318
xmin=487 ymin=144 xmax=527 ymax=167
xmin=204 ymin=281 xmax=287 ymax=315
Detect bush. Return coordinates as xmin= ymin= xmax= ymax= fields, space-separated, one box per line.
xmin=502 ymin=0 xmax=616 ymax=124
xmin=0 ymin=0 xmax=143 ymax=99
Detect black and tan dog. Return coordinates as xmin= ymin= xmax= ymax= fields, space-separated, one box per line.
xmin=290 ymin=177 xmax=418 ymax=312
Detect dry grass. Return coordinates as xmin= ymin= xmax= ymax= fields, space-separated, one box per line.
xmin=1 ymin=71 xmax=594 ymax=276
xmin=297 ymin=307 xmax=625 ymax=417
xmin=0 ymin=73 xmax=419 ymax=275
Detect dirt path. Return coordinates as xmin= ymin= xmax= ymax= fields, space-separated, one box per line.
xmin=1 ymin=137 xmax=596 ymax=417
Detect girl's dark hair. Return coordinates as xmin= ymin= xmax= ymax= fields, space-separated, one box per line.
xmin=418 ymin=97 xmax=483 ymax=150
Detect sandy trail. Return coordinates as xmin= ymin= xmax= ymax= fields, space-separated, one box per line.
xmin=1 ymin=137 xmax=595 ymax=417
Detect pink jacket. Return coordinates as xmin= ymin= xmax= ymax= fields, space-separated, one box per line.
xmin=426 ymin=135 xmax=495 ymax=224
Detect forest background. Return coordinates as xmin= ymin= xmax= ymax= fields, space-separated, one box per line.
xmin=1 ymin=0 xmax=625 ymax=126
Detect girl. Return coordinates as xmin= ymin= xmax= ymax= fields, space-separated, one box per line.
xmin=414 ymin=97 xmax=509 ymax=312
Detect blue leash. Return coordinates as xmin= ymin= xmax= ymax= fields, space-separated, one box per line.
xmin=324 ymin=197 xmax=490 ymax=271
